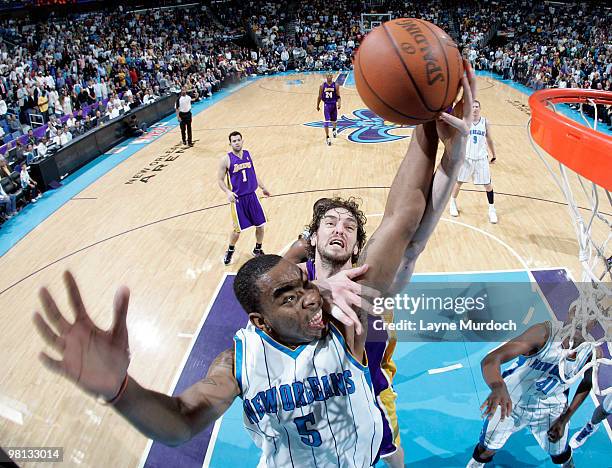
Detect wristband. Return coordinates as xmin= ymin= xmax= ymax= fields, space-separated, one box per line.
xmin=99 ymin=374 xmax=129 ymax=405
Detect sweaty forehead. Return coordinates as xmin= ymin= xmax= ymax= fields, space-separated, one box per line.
xmin=257 ymin=260 xmax=303 ymax=293
xmin=322 ymin=208 xmax=356 ymax=223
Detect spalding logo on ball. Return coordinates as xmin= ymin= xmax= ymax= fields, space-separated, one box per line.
xmin=354 ymin=18 xmax=463 ymax=125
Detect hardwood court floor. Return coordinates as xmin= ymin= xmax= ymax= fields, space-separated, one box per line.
xmin=0 ymin=73 xmax=607 ymax=467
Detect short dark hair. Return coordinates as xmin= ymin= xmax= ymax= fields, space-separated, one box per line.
xmin=474 ymin=100 xmax=481 ymax=106
xmin=234 ymin=254 xmax=283 ymax=315
xmin=228 ymin=131 xmax=242 ymax=142
xmin=306 ymin=197 xmax=367 ymax=264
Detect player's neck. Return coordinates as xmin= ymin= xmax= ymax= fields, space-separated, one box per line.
xmin=231 ymin=149 xmax=244 ymax=158
xmin=314 ymin=251 xmax=351 ymax=279
xmin=474 ymin=116 xmax=482 ymax=124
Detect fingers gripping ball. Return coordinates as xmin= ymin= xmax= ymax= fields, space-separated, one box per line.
xmin=354 ymin=18 xmax=463 ymax=125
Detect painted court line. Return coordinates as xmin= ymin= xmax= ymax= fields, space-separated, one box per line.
xmin=202 ymin=418 xmax=224 ymax=468
xmin=522 ymin=306 xmax=535 ymax=325
xmin=427 ymin=363 xmax=463 ymax=375
xmin=138 ymin=272 xmax=230 ymax=468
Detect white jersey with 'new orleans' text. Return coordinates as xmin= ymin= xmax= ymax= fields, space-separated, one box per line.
xmin=234 ymin=323 xmax=383 ymax=467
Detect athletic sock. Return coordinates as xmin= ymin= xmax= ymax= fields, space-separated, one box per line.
xmin=255 ymin=243 xmax=262 ymax=251
xmin=486 ymin=190 xmax=494 ymax=205
xmin=228 ymin=245 xmax=235 ymax=251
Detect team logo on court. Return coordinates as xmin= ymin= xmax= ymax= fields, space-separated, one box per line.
xmin=304 ymin=109 xmax=412 ymax=143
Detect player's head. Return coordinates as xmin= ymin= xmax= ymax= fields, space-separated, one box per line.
xmin=472 ymin=100 xmax=481 ymax=119
xmin=307 ymin=197 xmax=367 ymax=266
xmin=228 ymin=131 xmax=243 ymax=152
xmin=234 ymin=255 xmax=328 ymax=344
xmin=326 ymin=72 xmax=333 ymax=83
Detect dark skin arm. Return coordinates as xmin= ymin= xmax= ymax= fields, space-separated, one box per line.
xmin=284 ymin=237 xmax=310 ymax=264
xmin=34 ymin=271 xmax=239 ymax=446
xmin=480 ymin=322 xmax=549 ymax=420
xmin=547 ymin=367 xmax=594 ymax=442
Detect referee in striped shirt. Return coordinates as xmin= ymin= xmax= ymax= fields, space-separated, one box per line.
xmin=176 ymin=87 xmax=193 ymax=146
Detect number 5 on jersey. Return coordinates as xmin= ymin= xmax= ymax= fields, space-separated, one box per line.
xmin=293 ymin=412 xmax=322 ymax=447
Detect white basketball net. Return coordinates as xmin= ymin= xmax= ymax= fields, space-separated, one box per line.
xmin=528 ymin=98 xmax=611 ymax=395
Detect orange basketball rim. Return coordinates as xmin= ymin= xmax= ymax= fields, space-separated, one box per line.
xmin=529 ymin=89 xmax=612 ymax=191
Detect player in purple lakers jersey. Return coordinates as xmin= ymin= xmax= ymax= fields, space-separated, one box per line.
xmin=316 ymin=72 xmax=341 ymax=146
xmin=217 ymin=131 xmax=271 ymax=265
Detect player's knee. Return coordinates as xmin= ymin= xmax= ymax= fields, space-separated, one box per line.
xmin=472 ymin=443 xmax=495 ymax=463
xmin=550 ymin=447 xmax=572 ymax=465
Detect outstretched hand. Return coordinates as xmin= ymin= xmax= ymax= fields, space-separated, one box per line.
xmin=33 ymin=271 xmax=131 ymax=401
xmin=317 ymin=264 xmax=380 ymax=336
xmin=436 ymin=59 xmax=476 ymax=144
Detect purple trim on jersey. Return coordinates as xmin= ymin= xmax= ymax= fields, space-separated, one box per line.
xmin=307 ymin=257 xmax=395 ymax=455
xmin=235 ymin=192 xmax=266 ymax=231
xmin=228 ymin=150 xmax=258 ymax=196
xmin=306 ymin=259 xmax=316 ymax=281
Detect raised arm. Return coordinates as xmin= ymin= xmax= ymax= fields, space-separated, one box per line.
xmin=480 ymin=322 xmax=549 ymax=420
xmin=389 ymin=61 xmax=477 ymax=293
xmin=33 ymin=271 xmax=239 ymax=446
xmin=357 ymin=70 xmax=473 ymax=294
xmin=217 ymin=154 xmax=236 ymax=203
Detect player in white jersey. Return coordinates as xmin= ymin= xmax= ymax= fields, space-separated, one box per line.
xmin=32 ymin=67 xmax=475 ymax=467
xmin=449 ymin=100 xmax=498 ymax=223
xmin=569 ymin=392 xmax=612 ymax=448
xmin=467 ymin=317 xmax=599 ymax=468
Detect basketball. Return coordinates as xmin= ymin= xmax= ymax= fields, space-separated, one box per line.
xmin=354 ymin=18 xmax=464 ymax=125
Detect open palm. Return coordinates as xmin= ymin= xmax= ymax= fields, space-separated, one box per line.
xmin=33 ymin=271 xmax=131 ymax=401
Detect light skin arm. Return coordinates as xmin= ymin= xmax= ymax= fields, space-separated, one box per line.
xmin=257 ymin=169 xmax=271 ymax=197
xmin=217 ymin=154 xmax=236 ymax=203
xmin=389 ymin=61 xmax=478 ymax=292
xmin=480 ymin=322 xmax=549 ymax=419
xmin=485 ymin=120 xmax=496 ymax=162
xmin=351 ymin=73 xmax=473 ymax=357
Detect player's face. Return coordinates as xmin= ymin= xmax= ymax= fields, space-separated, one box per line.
xmin=230 ymin=135 xmax=243 ymax=152
xmin=253 ymin=260 xmax=328 ymax=345
xmin=312 ymin=208 xmax=359 ymax=265
xmin=326 ymin=73 xmax=333 ymax=83
xmin=472 ymin=102 xmax=481 ymax=119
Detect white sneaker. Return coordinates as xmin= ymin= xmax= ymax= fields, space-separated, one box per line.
xmin=326 ymin=137 xmax=331 ymax=146
xmin=332 ymin=129 xmax=337 ymax=138
xmin=488 ymin=206 xmax=498 ymax=224
xmin=449 ymin=199 xmax=459 ymax=217
xmin=570 ymin=421 xmax=599 ymax=449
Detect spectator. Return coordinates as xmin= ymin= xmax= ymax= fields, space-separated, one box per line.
xmin=0 ymin=154 xmax=10 ymax=177
xmin=36 ymin=137 xmax=49 ymax=159
xmin=0 ymin=180 xmax=17 ymax=219
xmin=19 ymin=164 xmax=41 ymax=202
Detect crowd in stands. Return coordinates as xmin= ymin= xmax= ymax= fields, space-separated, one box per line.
xmin=462 ymin=1 xmax=610 ymax=126
xmin=1 ymin=0 xmax=610 ymax=222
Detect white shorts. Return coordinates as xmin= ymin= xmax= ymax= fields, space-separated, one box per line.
xmin=603 ymin=393 xmax=612 ymax=414
xmin=480 ymin=404 xmax=568 ymax=456
xmin=458 ymin=158 xmax=491 ymax=185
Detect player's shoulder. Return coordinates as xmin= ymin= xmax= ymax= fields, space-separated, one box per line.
xmin=521 ymin=321 xmax=552 ymax=356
